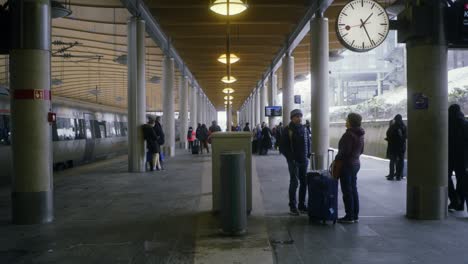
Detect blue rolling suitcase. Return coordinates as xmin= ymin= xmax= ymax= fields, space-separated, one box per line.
xmin=307 ymin=149 xmax=338 ymax=224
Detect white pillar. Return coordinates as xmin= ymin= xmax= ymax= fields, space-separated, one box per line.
xmin=255 ymin=88 xmax=261 ymax=127
xmin=190 ymin=84 xmax=197 ymax=129
xmin=10 ymin=0 xmax=54 ymax=224
xmin=310 ymin=15 xmax=329 ymax=170
xmin=162 ymin=56 xmax=175 ymax=157
xmin=260 ymin=82 xmax=267 ymax=125
xmin=250 ymin=95 xmax=255 ymax=127
xmin=128 ymin=17 xmax=146 ymax=172
xmin=282 ymin=55 xmax=294 ymax=126
xmin=406 ymin=2 xmax=447 ymax=220
xmin=179 ymin=76 xmax=188 ymax=149
xmin=377 ymin=72 xmax=383 ymax=96
xmin=268 ymin=73 xmax=278 ymax=128
xmin=197 ymin=90 xmax=203 ymax=125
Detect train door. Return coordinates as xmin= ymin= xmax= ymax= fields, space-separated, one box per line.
xmin=83 ymin=113 xmax=95 ymax=162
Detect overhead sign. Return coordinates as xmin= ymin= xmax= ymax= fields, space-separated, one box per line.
xmin=294 ymin=95 xmax=301 ymax=104
xmin=413 ymin=93 xmax=429 ymax=110
xmin=446 ymin=0 xmax=468 ymax=47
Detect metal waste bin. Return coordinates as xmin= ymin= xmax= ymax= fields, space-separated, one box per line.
xmin=220 ymin=151 xmax=247 ymax=235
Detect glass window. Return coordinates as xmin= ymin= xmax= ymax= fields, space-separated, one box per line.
xmin=85 ymin=120 xmax=93 ymax=139
xmin=120 ymin=122 xmax=127 ymax=137
xmin=0 ymin=115 xmax=11 ymax=145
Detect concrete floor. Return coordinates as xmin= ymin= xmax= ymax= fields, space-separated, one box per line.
xmin=0 ymin=150 xmax=468 ymax=263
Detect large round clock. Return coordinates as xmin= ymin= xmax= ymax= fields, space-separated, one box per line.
xmin=336 ymin=0 xmax=390 ymax=52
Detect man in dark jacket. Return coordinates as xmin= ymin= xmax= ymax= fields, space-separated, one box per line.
xmin=243 ymin=122 xmax=250 ymax=132
xmin=280 ymin=109 xmax=311 ymax=216
xmin=335 ymin=113 xmax=365 ymax=223
xmin=260 ymin=122 xmax=272 ymax=155
xmin=386 ymin=114 xmax=407 ymax=181
xmin=143 ymin=117 xmax=159 ymax=171
xmin=275 ymin=122 xmax=283 ymax=152
xmin=209 ymin=120 xmax=222 ymax=133
xmin=448 ymin=104 xmax=467 ymax=211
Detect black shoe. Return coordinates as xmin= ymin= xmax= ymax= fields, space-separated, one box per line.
xmin=448 ymin=203 xmax=458 ymax=212
xmin=337 ymin=216 xmax=355 ymax=224
xmin=353 ymin=218 xmax=359 ymax=223
xmin=386 ymin=176 xmax=394 ymax=181
xmin=289 ymin=208 xmax=300 ymax=216
xmin=298 ymin=207 xmax=308 ymax=214
xmin=396 ymin=177 xmax=402 ymax=181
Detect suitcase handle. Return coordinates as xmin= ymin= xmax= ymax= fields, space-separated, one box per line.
xmin=310 ymin=149 xmax=335 ymax=170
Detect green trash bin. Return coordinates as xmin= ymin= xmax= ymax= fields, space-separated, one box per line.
xmin=220 ymin=151 xmax=247 ymax=235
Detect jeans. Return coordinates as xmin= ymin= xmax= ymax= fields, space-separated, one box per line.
xmin=448 ymin=160 xmax=465 ymax=207
xmin=389 ymin=153 xmax=405 ymax=178
xmin=340 ymin=164 xmax=360 ymax=219
xmin=287 ymin=160 xmax=308 ymax=209
xmin=188 ymin=141 xmax=194 ymax=150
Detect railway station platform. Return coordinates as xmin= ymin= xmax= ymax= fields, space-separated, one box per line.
xmin=1 ymin=150 xmax=468 ymax=263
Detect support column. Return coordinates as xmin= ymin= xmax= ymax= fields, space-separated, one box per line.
xmin=377 ymin=72 xmax=383 ymax=96
xmin=337 ymin=79 xmax=343 ymax=106
xmin=179 ymin=76 xmax=188 ymax=149
xmin=310 ymin=14 xmax=329 ymax=170
xmin=127 ymin=17 xmax=146 ymax=172
xmin=227 ymin=103 xmax=232 ymax=131
xmin=250 ymin=95 xmax=255 ymax=127
xmin=255 ymin=88 xmax=261 ymax=127
xmin=10 ymin=0 xmax=53 ymax=224
xmin=406 ymin=1 xmax=447 ymax=220
xmin=268 ymin=73 xmax=278 ymax=128
xmin=190 ymin=84 xmax=197 ymax=129
xmin=197 ymin=90 xmax=203 ymax=125
xmin=162 ymin=56 xmax=175 ymax=157
xmin=282 ymin=55 xmax=295 ymax=126
xmin=260 ymin=82 xmax=267 ymax=125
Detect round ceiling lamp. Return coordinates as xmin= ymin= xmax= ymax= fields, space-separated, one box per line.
xmin=224 ymin=95 xmax=234 ymax=100
xmin=222 ymin=87 xmax=235 ymax=94
xmin=210 ymin=0 xmax=248 ymax=16
xmin=222 ymin=76 xmax=237 ymax=84
xmin=218 ymin=53 xmax=240 ymax=64
xmin=224 ymin=101 xmax=233 ymax=105
xmin=51 ymin=0 xmax=72 ymax=19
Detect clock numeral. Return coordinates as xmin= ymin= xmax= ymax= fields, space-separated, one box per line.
xmin=371 ymin=3 xmax=375 ymax=9
xmin=380 ymin=23 xmax=388 ymax=26
xmin=370 ymin=39 xmax=376 ymax=46
xmin=378 ymin=33 xmax=385 ymax=37
xmin=351 ymin=40 xmax=355 ymax=46
xmin=361 ymin=0 xmax=363 ymax=7
xmin=350 ymin=3 xmax=354 ymax=9
xmin=362 ymin=42 xmax=365 ymax=49
xmin=378 ymin=12 xmax=384 ymax=16
xmin=342 ymin=12 xmax=348 ymax=16
xmin=342 ymin=33 xmax=349 ymax=38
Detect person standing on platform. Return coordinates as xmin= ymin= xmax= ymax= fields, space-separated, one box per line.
xmin=280 ymin=109 xmax=311 ymax=216
xmin=153 ymin=116 xmax=165 ymax=170
xmin=386 ymin=114 xmax=407 ymax=181
xmin=448 ymin=104 xmax=467 ymax=211
xmin=198 ymin=124 xmax=210 ymax=154
xmin=260 ymin=122 xmax=272 ymax=155
xmin=335 ymin=113 xmax=365 ymax=224
xmin=187 ymin=126 xmax=196 ymax=152
xmin=275 ymin=122 xmax=284 ymax=152
xmin=142 ymin=117 xmax=160 ymax=171
xmin=209 ymin=120 xmax=222 ymax=133
xmin=243 ymin=122 xmax=251 ymax=132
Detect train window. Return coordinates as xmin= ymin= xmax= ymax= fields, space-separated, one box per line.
xmin=95 ymin=121 xmax=106 ymax=139
xmin=52 ymin=122 xmax=59 ymax=141
xmin=107 ymin=121 xmax=115 ymax=137
xmin=0 ymin=115 xmax=11 ymax=145
xmin=120 ymin=122 xmax=127 ymax=137
xmin=55 ymin=118 xmax=76 ymax=141
xmin=85 ymin=120 xmax=93 ymax=139
xmin=114 ymin=121 xmax=121 ymax=136
xmin=75 ymin=119 xmax=86 ymax=140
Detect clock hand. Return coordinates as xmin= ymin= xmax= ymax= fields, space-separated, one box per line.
xmin=360 ymin=19 xmax=374 ymax=45
xmin=360 ymin=13 xmax=373 ymax=28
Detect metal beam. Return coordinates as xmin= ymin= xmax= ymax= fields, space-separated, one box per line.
xmin=250 ymin=0 xmax=334 ymax=97
xmin=120 ymin=0 xmax=204 ymax=97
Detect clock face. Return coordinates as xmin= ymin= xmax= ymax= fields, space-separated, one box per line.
xmin=336 ymin=0 xmax=390 ymax=52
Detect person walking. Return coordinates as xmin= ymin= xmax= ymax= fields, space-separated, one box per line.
xmin=209 ymin=120 xmax=222 ymax=133
xmin=335 ymin=113 xmax=365 ymax=224
xmin=448 ymin=104 xmax=467 ymax=211
xmin=280 ymin=109 xmax=311 ymax=216
xmin=386 ymin=114 xmax=407 ymax=181
xmin=187 ymin=126 xmax=196 ymax=151
xmin=153 ymin=116 xmax=165 ymax=170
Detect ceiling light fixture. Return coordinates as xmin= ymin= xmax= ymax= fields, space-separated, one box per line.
xmin=224 ymin=95 xmax=234 ymax=100
xmin=218 ymin=53 xmax=240 ymax=64
xmin=222 ymin=76 xmax=237 ymax=84
xmin=224 ymin=101 xmax=233 ymax=105
xmin=149 ymin=76 xmax=161 ymax=84
xmin=51 ymin=79 xmax=63 ymax=86
xmin=114 ymin=54 xmax=127 ymax=65
xmin=51 ymin=0 xmax=72 ymax=19
xmin=210 ymin=0 xmax=248 ymax=16
xmin=222 ymin=87 xmax=235 ymax=94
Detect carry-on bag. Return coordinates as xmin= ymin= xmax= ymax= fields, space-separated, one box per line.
xmin=192 ymin=140 xmax=200 ymax=154
xmin=307 ymin=149 xmax=338 ymax=224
